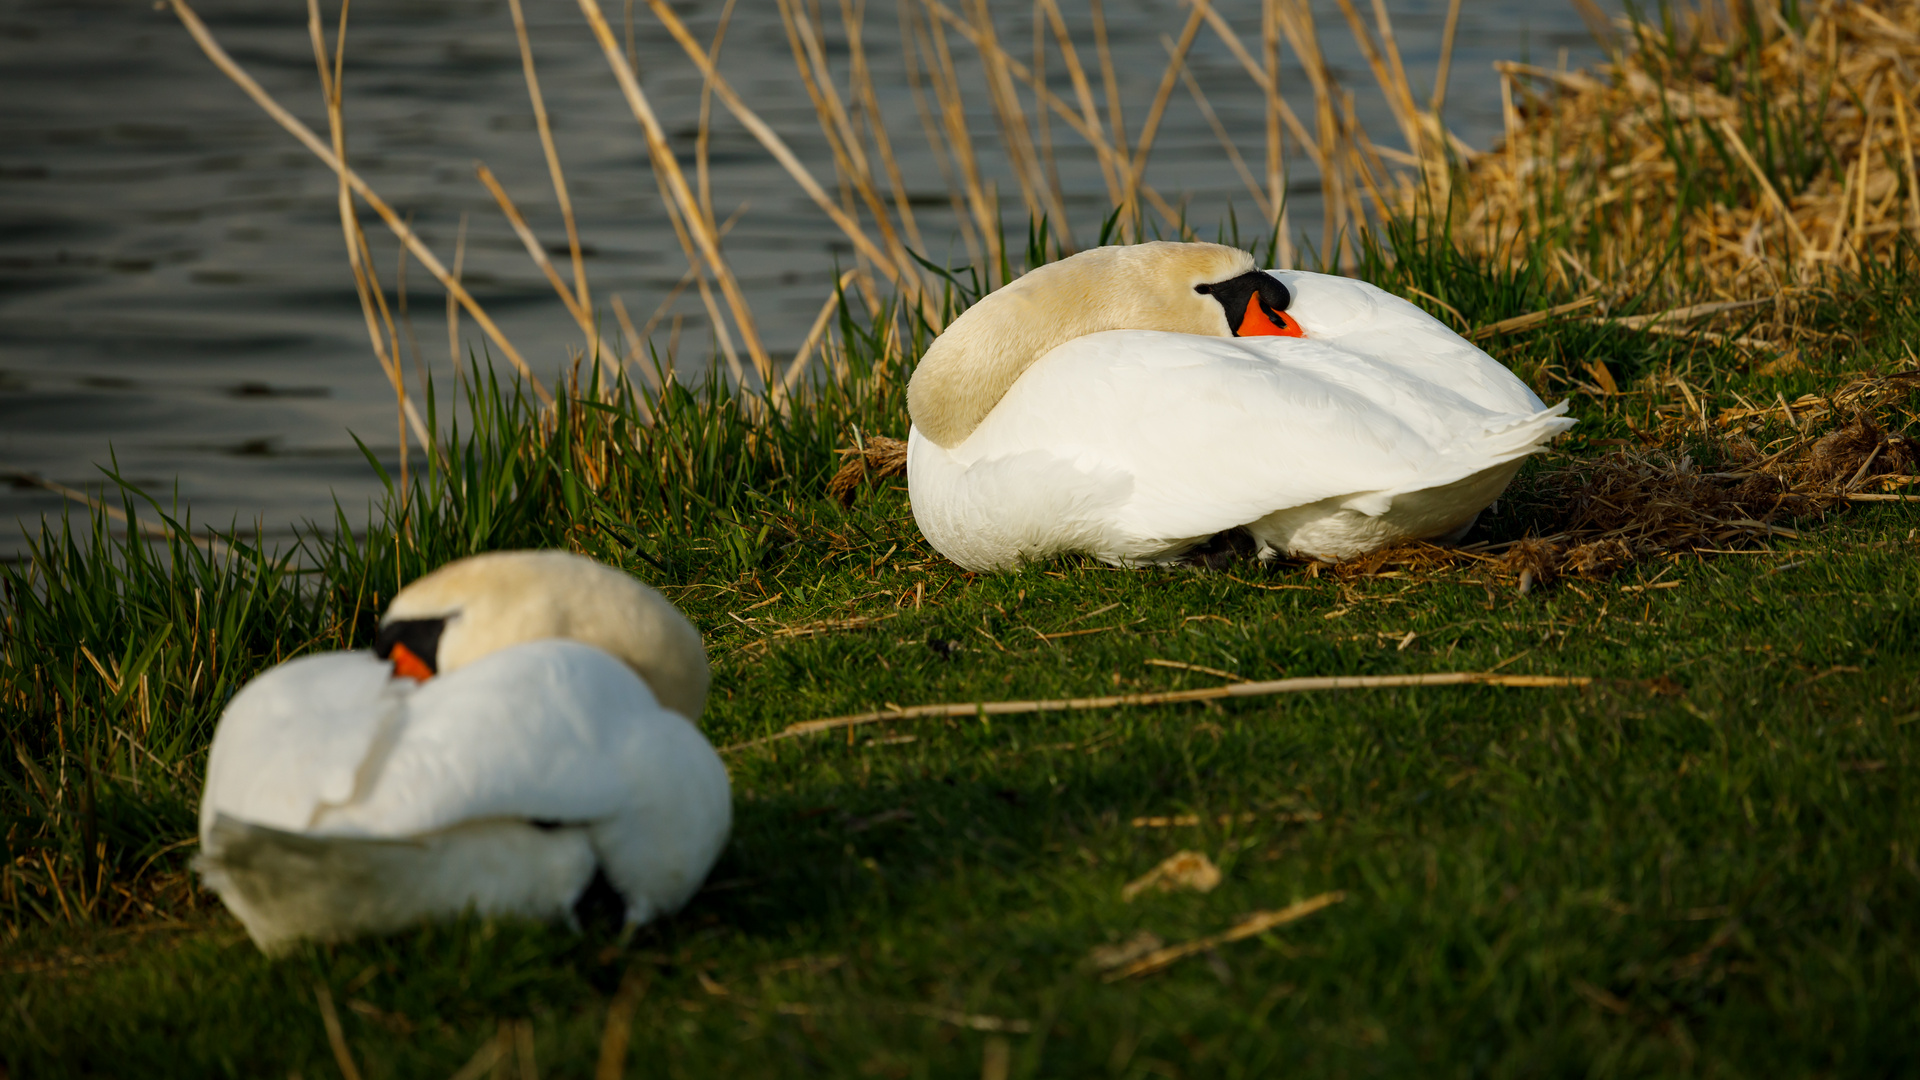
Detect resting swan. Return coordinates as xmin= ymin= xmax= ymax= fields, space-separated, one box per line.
xmin=905 ymin=242 xmax=1575 ymax=570
xmin=195 ymin=550 xmax=729 ymax=954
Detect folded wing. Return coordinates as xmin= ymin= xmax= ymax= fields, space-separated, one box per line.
xmin=304 ymin=641 xmax=726 ymax=841
xmin=199 ymin=652 xmax=405 ymax=838
xmin=952 ymin=329 xmax=1569 ymax=549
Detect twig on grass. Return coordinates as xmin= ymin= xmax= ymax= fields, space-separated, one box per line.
xmin=1223 ymin=573 xmax=1317 ymax=591
xmin=445 ymin=1031 xmax=507 ymax=1080
xmin=701 ymin=989 xmax=1033 ymax=1033
xmin=721 ymin=671 xmax=1592 ymax=752
xmin=1100 ymin=891 xmax=1347 ymax=981
xmin=314 ymin=982 xmax=365 ymax=1080
xmin=1146 ymin=658 xmax=1241 ymax=679
xmin=596 ymin=967 xmax=647 ymax=1080
xmin=728 ymin=612 xmax=902 ymax=659
xmin=899 ymin=1003 xmax=1031 ymax=1033
xmin=1466 ymin=296 xmax=1599 ymax=340
xmin=1026 ymin=620 xmax=1141 ymax=642
xmin=1132 ymin=812 xmax=1270 ymax=828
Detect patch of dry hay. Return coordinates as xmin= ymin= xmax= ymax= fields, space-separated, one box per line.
xmin=827 ymin=434 xmax=908 ymax=505
xmin=1336 ymin=372 xmax=1920 ymax=587
xmin=1411 ymin=0 xmax=1920 ymax=334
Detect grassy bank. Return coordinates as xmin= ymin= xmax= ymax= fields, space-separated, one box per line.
xmin=6 ymin=229 xmax=1920 ymax=1073
xmin=9 ymin=0 xmax=1920 ymax=1074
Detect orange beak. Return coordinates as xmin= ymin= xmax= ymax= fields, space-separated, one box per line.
xmin=390 ymin=642 xmax=434 ymax=682
xmin=1238 ymin=300 xmax=1305 ymax=338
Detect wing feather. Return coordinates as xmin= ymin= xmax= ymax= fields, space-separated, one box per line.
xmin=954 ymin=329 xmax=1564 ymax=547
xmin=308 ymin=640 xmax=724 ymax=841
xmin=199 ymin=653 xmax=404 ymax=838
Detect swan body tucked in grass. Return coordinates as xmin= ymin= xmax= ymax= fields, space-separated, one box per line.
xmin=905 ymin=242 xmax=1574 ymax=571
xmin=195 ymin=550 xmax=729 ymax=954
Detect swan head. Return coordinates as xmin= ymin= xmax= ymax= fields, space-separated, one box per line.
xmin=907 ymin=242 xmax=1303 ymax=448
xmin=373 ymin=550 xmax=711 ymax=719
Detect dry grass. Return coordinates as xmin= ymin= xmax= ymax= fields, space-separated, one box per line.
xmin=826 ymin=435 xmax=910 ymax=506
xmin=1325 ymin=370 xmax=1920 ymax=589
xmin=1417 ymin=0 xmax=1920 ymax=331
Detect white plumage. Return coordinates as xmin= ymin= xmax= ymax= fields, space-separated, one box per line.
xmin=195 ymin=551 xmax=730 ymax=954
xmin=905 ymin=245 xmax=1574 ymax=570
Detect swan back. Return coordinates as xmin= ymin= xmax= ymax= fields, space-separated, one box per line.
xmin=198 ymin=640 xmax=732 ymax=951
xmin=908 ymin=242 xmax=1255 ymax=448
xmin=381 ymin=550 xmax=709 ymax=719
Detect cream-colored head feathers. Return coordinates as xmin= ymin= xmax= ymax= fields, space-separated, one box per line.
xmin=907 ymin=242 xmax=1257 ymax=447
xmin=381 ymin=551 xmax=710 ymax=720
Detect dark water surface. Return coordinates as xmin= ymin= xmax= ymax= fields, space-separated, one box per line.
xmin=0 ymin=0 xmax=1607 ymax=555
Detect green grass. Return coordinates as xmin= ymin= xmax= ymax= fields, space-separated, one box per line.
xmin=9 ymin=508 xmax=1920 ymax=1076
xmin=7 ymin=226 xmax=1920 ymax=1076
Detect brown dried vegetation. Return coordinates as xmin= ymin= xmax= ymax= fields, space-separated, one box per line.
xmin=1417 ymin=0 xmax=1920 ymax=334
xmin=827 ymin=435 xmax=910 ymax=506
xmin=1333 ymin=371 xmax=1920 ymax=589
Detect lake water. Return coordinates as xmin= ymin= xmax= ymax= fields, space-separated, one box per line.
xmin=0 ymin=0 xmax=1608 ymax=556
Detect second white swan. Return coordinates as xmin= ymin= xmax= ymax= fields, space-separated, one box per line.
xmin=195 ymin=550 xmax=730 ymax=954
xmin=905 ymin=242 xmax=1574 ymax=570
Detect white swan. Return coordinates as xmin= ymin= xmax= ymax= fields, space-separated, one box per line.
xmin=906 ymin=242 xmax=1575 ymax=570
xmin=195 ymin=550 xmax=730 ymax=954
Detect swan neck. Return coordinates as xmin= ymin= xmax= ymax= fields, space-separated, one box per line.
xmin=905 ymin=243 xmax=1253 ymax=447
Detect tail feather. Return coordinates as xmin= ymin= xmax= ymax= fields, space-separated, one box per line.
xmin=198 ymin=814 xmax=597 ymax=954
xmin=1348 ymin=402 xmax=1573 ymax=513
xmin=1476 ymin=401 xmax=1576 ymax=462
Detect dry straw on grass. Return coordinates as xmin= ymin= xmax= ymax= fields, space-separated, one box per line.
xmin=826 ymin=434 xmax=910 ymax=505
xmin=1120 ymin=850 xmax=1224 ymax=900
xmin=1096 ymin=890 xmax=1347 ymax=981
xmin=724 ymin=671 xmax=1593 ymax=752
xmin=1327 ymin=370 xmax=1920 ymax=588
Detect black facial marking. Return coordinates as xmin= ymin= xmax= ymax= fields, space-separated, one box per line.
xmin=1195 ymin=270 xmax=1293 ymax=334
xmin=373 ymin=617 xmax=448 ymax=674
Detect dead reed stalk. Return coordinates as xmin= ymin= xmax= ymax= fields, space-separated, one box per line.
xmin=580 ymin=0 xmax=773 ymax=388
xmin=180 ymin=0 xmax=1491 ymax=435
xmin=170 ymin=0 xmax=552 ymax=407
xmin=306 ymin=0 xmax=426 ymax=491
xmin=725 ymin=671 xmax=1592 ymax=752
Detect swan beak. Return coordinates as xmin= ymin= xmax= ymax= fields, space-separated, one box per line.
xmin=389 ymin=643 xmax=434 ymax=682
xmin=374 ymin=616 xmax=447 ymax=682
xmin=1238 ymin=300 xmax=1306 ymax=338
